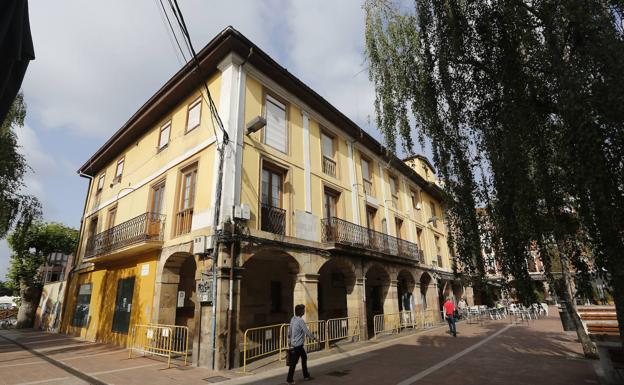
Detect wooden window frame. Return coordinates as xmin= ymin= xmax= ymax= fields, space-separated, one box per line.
xmin=322 ymin=186 xmax=340 ymax=219
xmin=149 ymin=179 xmax=166 ymax=215
xmin=107 ymin=205 xmax=117 ymax=230
xmin=389 ymin=173 xmax=399 ymax=209
xmin=366 ymin=205 xmax=376 ymax=230
xmin=158 ymin=120 xmax=172 ymax=151
xmin=185 ymin=96 xmax=202 ymax=134
xmin=113 ymin=156 xmax=125 ymax=184
xmin=261 ymin=162 xmax=285 ymax=209
xmin=179 ymin=164 xmax=198 ymax=212
xmin=395 ymin=217 xmax=404 ymax=239
xmin=320 ymin=129 xmax=338 ymax=178
xmin=410 ymin=189 xmax=419 ymax=209
xmin=262 ymin=91 xmax=289 ymax=154
xmin=361 ymin=156 xmax=374 ymax=196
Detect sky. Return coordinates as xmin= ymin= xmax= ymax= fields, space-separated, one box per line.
xmin=0 ymin=0 xmax=431 ymax=279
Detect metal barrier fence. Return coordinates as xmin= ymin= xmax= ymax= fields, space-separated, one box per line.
xmin=326 ymin=316 xmax=360 ymax=348
xmin=128 ymin=324 xmax=173 ymax=367
xmin=241 ymin=323 xmax=287 ymax=373
xmin=279 ymin=320 xmax=326 ymax=360
xmin=149 ymin=323 xmax=189 ymax=365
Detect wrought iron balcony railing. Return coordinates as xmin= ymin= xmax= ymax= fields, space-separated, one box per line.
xmin=85 ymin=212 xmax=165 ymax=258
xmin=260 ymin=203 xmax=286 ymax=235
xmin=321 ymin=217 xmax=423 ymax=262
xmin=322 ymin=156 xmax=337 ymax=178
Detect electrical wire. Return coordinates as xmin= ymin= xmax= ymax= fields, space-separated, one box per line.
xmin=154 ymin=0 xmax=187 ymax=65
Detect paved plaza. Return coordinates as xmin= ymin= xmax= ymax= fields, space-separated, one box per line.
xmin=0 ymin=311 xmax=599 ymax=385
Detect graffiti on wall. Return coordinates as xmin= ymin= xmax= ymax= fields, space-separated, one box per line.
xmin=34 ymin=281 xmax=65 ymax=332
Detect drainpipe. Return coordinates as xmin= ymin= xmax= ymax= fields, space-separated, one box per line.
xmin=226 ymin=220 xmax=237 ymax=369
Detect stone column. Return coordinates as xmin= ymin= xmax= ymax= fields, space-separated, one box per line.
xmin=384 ymin=279 xmax=400 ymax=314
xmin=293 ymin=273 xmax=319 ymax=321
xmin=348 ymin=277 xmax=367 ymax=339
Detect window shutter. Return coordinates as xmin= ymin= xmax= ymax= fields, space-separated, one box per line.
xmin=361 ymin=160 xmax=370 ymax=180
xmin=187 ymin=100 xmax=201 ymax=130
xmin=265 ymin=97 xmax=287 ymax=152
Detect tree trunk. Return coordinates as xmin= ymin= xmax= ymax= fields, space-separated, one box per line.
xmin=609 ymin=268 xmax=624 ymax=347
xmin=560 ymin=253 xmax=599 ymax=359
xmin=16 ymin=279 xmax=40 ymax=329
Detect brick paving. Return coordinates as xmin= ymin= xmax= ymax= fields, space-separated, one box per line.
xmin=0 ymin=310 xmax=599 ymax=385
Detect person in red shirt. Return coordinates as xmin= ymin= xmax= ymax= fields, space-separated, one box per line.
xmin=443 ymin=297 xmax=457 ymax=337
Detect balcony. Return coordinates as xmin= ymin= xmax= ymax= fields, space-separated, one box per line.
xmin=175 ymin=208 xmax=193 ymax=236
xmin=322 ymin=156 xmax=336 ymax=178
xmin=85 ymin=212 xmax=165 ymax=259
xmin=260 ymin=203 xmax=286 ymax=235
xmin=321 ymin=217 xmax=423 ymax=262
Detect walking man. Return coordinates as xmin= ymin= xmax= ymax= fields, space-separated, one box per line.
xmin=443 ymin=297 xmax=457 ymax=337
xmin=287 ymin=304 xmax=317 ymax=384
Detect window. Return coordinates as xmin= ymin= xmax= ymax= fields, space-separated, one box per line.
xmin=270 ymin=281 xmax=282 ymax=313
xmin=264 ymin=95 xmax=287 ymax=153
xmin=261 ymin=167 xmax=283 ymax=208
xmin=321 ymin=131 xmax=336 ymax=177
xmin=430 ymin=201 xmax=437 ymax=228
xmin=366 ymin=206 xmax=376 ymax=230
xmin=72 ymin=283 xmax=92 ymax=327
xmin=88 ymin=217 xmax=98 ymax=238
xmin=96 ymin=174 xmax=105 ymax=193
xmin=150 ymin=182 xmax=166 ymax=215
xmin=395 ymin=218 xmax=403 ymax=239
xmin=114 ymin=157 xmax=124 ymax=183
xmin=186 ymin=97 xmax=202 ymax=132
xmin=175 ymin=165 xmax=197 ymax=236
xmin=158 ymin=121 xmax=171 ymax=149
xmin=389 ymin=175 xmax=399 ymax=209
xmin=261 ymin=165 xmax=286 ymax=234
xmin=107 ymin=206 xmax=117 ymax=229
xmin=361 ymin=158 xmax=373 ymax=196
xmin=410 ymin=189 xmax=419 ymax=209
xmin=434 ymin=235 xmax=442 ymax=267
xmin=323 ymin=188 xmax=339 ymax=219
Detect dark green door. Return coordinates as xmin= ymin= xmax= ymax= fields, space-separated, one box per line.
xmin=112 ymin=277 xmax=135 ymax=334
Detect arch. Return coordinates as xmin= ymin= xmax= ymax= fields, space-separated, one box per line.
xmin=365 ymin=263 xmax=390 ymax=337
xmin=157 ymin=252 xmax=197 ymax=333
xmin=419 ymin=272 xmax=432 ymax=310
xmin=239 ymin=249 xmax=300 ymax=331
xmin=452 ymin=281 xmax=464 ymax=302
xmin=317 ymin=257 xmax=356 ymax=320
xmin=397 ymin=269 xmax=416 ymax=311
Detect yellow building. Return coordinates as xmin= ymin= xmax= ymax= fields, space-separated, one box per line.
xmin=62 ymin=26 xmax=471 ymax=369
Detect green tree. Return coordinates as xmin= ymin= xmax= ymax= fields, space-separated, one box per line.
xmin=0 ymin=281 xmax=13 ymax=296
xmin=365 ymin=0 xmax=624 ymax=354
xmin=0 ymin=93 xmax=40 ymax=239
xmin=7 ymin=221 xmax=78 ymax=328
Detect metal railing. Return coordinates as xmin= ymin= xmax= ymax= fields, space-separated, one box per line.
xmin=128 ymin=324 xmax=183 ymax=368
xmin=241 ymin=323 xmax=287 ymax=373
xmin=241 ymin=318 xmax=359 ymax=373
xmin=322 ymin=156 xmax=337 ymax=177
xmin=85 ymin=212 xmax=165 ymax=258
xmin=363 ymin=179 xmax=374 ymax=196
xmin=373 ymin=313 xmax=401 ymax=338
xmin=175 ymin=208 xmax=193 ymax=236
xmin=260 ymin=203 xmax=286 ymax=235
xmin=321 ymin=217 xmax=423 ymax=262
xmin=325 ymin=317 xmax=360 ymax=348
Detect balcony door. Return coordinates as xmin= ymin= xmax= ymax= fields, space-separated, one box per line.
xmin=323 ymin=189 xmax=338 ymax=219
xmin=175 ymin=165 xmax=196 ymax=236
xmin=261 ymin=165 xmax=285 ymax=234
xmin=149 ymin=182 xmax=165 ymax=237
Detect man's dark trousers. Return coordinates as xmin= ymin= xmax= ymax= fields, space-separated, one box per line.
xmin=287 ymin=345 xmax=309 ymax=383
xmin=446 ymin=315 xmax=456 ymax=336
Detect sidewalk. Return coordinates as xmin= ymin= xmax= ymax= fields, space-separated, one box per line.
xmin=0 ymin=312 xmax=599 ymax=385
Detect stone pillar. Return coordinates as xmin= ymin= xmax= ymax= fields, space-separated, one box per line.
xmin=384 ymin=279 xmax=400 ymax=314
xmin=293 ymin=273 xmax=319 ymax=321
xmin=348 ymin=277 xmax=367 ymax=339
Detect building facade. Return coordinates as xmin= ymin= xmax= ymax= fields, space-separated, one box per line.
xmin=61 ymin=27 xmax=470 ymax=369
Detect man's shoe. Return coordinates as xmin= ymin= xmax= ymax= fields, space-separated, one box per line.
xmin=453 ymin=332 xmax=457 ymax=337
xmin=304 ymin=376 xmax=314 ymax=381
